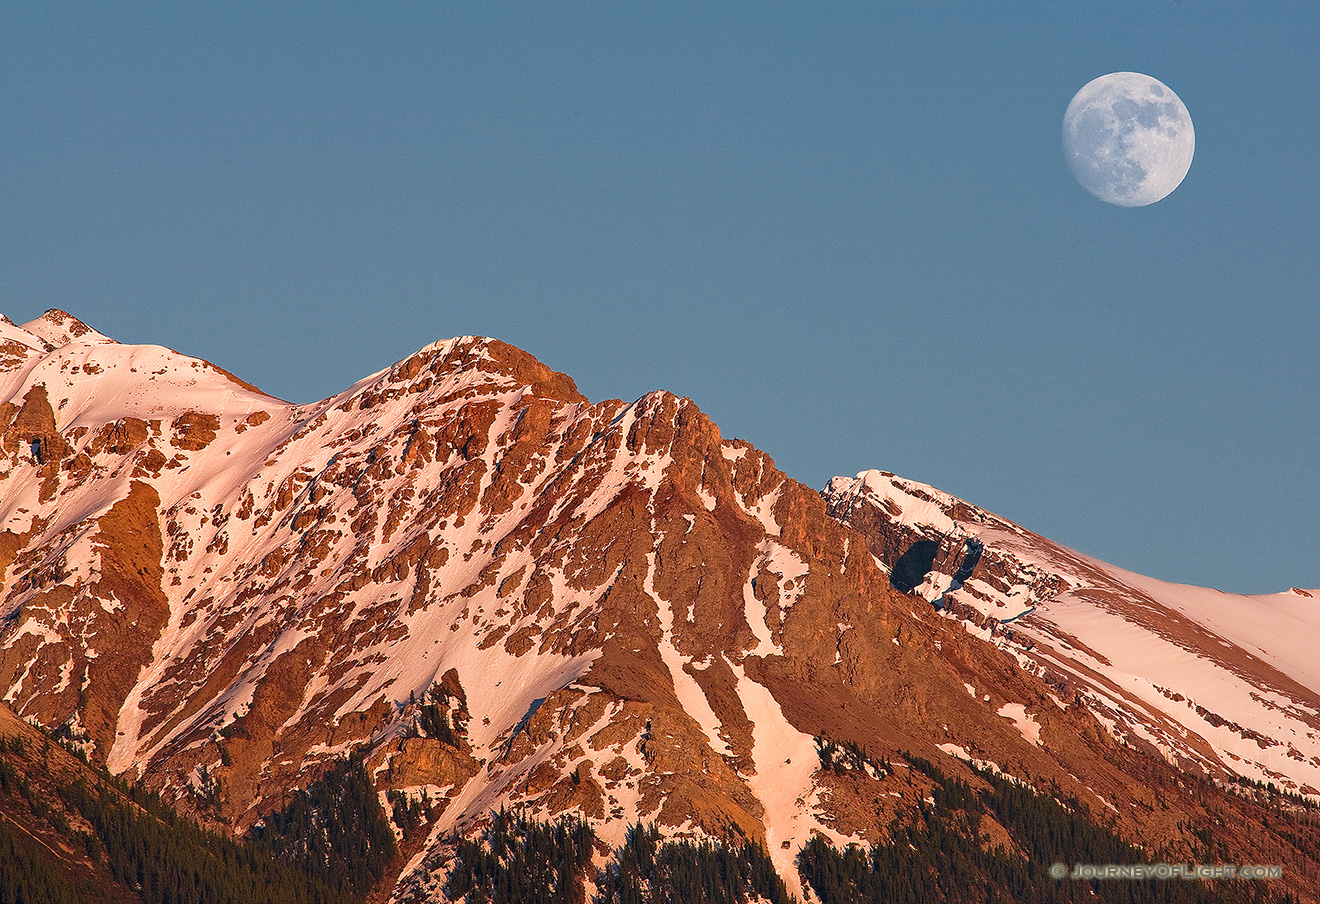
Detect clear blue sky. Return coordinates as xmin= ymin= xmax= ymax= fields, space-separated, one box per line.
xmin=3 ymin=4 xmax=1316 ymax=593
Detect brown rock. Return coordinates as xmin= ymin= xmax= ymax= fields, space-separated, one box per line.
xmin=171 ymin=411 xmax=221 ymax=451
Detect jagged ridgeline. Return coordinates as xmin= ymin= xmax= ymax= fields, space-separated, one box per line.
xmin=3 ymin=313 xmax=1320 ymax=902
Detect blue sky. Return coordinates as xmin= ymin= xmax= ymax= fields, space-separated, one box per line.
xmin=3 ymin=4 xmax=1316 ymax=593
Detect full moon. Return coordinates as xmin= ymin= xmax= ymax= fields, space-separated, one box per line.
xmin=1063 ymin=72 xmax=1195 ymax=207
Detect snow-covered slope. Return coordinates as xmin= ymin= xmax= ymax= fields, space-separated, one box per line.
xmin=3 ymin=310 xmax=1317 ymax=900
xmin=825 ymin=469 xmax=1320 ymax=797
xmin=0 ymin=311 xmax=278 ymax=428
xmin=2 ymin=311 xmax=930 ymax=900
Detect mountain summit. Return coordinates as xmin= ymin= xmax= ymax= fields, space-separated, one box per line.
xmin=1 ymin=312 xmax=1317 ymax=900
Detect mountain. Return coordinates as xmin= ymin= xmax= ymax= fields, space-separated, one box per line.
xmin=1 ymin=310 xmax=1317 ymax=901
xmin=824 ymin=470 xmax=1320 ymax=798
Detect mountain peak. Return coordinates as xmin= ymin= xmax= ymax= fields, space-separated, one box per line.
xmin=18 ymin=309 xmax=115 ymax=350
xmin=0 ymin=309 xmax=286 ymax=429
xmin=407 ymin=335 xmax=587 ymax=404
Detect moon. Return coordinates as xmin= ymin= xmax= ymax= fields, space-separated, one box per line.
xmin=1063 ymin=72 xmax=1195 ymax=207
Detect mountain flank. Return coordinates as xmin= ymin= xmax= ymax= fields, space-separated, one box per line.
xmin=1 ymin=310 xmax=1317 ymax=901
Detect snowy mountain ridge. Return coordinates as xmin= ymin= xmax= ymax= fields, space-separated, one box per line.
xmin=826 ymin=469 xmax=1320 ymax=798
xmin=2 ymin=310 xmax=1317 ymax=901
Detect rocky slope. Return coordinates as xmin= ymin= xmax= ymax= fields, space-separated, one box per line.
xmin=0 ymin=703 xmax=142 ymax=904
xmin=1 ymin=310 xmax=1317 ymax=900
xmin=0 ymin=701 xmax=361 ymax=904
xmin=825 ymin=470 xmax=1320 ymax=799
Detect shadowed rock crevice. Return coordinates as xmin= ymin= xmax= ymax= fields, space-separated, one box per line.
xmin=889 ymin=539 xmax=939 ymax=595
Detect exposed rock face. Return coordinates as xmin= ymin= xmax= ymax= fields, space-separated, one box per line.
xmin=1 ymin=311 xmax=1318 ymax=901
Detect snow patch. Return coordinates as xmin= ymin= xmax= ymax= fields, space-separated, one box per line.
xmin=996 ymin=703 xmax=1042 ymax=746
xmin=735 ymin=665 xmax=820 ymax=903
